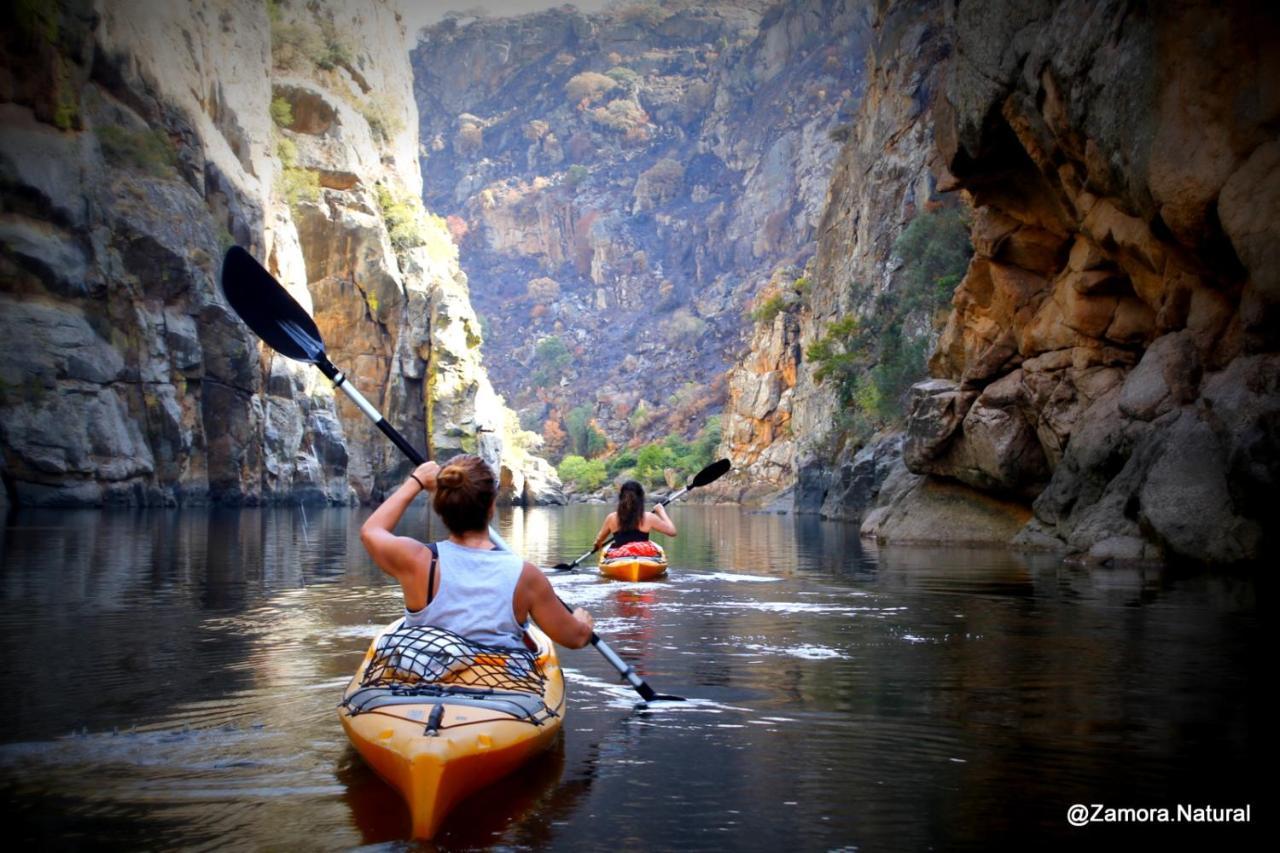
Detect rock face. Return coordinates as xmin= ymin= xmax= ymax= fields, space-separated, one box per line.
xmin=721 ymin=0 xmax=1279 ymax=565
xmin=917 ymin=0 xmax=1279 ymax=564
xmin=410 ymin=0 xmax=872 ymax=448
xmin=718 ymin=0 xmax=951 ymax=499
xmin=0 ymin=0 xmax=556 ymax=507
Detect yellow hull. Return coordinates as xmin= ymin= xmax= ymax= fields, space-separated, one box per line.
xmin=338 ymin=622 xmax=565 ymax=839
xmin=599 ymin=555 xmax=669 ymax=582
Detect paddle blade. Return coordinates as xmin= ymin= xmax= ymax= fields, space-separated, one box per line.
xmin=689 ymin=458 xmax=731 ymax=489
xmin=220 ymin=246 xmax=326 ymax=363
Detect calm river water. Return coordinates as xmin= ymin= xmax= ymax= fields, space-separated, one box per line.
xmin=0 ymin=505 xmax=1262 ymax=850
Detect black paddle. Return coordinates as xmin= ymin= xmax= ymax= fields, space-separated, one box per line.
xmin=219 ymin=246 xmax=682 ymax=702
xmin=552 ymin=457 xmax=731 ymax=572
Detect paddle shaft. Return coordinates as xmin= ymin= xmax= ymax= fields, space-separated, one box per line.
xmin=317 ymin=358 xmax=425 ymax=462
xmin=312 ymin=354 xmax=516 ymax=552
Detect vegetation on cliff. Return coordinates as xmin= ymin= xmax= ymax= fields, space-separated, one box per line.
xmin=807 ymin=206 xmax=971 ymax=442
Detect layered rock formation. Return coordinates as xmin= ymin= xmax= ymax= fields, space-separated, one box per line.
xmin=912 ymin=0 xmax=1279 ymax=563
xmin=725 ymin=0 xmax=1279 ymax=565
xmin=718 ymin=0 xmax=949 ymax=502
xmin=0 ymin=0 xmax=558 ymax=507
xmin=410 ymin=0 xmax=871 ymax=447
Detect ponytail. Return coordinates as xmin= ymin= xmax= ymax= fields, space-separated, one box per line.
xmin=616 ymin=480 xmax=644 ymax=531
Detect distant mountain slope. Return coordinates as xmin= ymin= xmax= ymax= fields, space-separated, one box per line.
xmin=410 ymin=0 xmax=871 ymax=454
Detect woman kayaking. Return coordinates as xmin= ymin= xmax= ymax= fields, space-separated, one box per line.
xmin=359 ymin=454 xmax=594 ymax=650
xmin=592 ymin=481 xmax=676 ymax=581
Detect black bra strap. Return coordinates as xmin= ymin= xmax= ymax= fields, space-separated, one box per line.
xmin=426 ymin=543 xmax=439 ymax=607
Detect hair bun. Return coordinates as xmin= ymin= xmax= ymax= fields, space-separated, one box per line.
xmin=438 ymin=465 xmax=465 ymax=489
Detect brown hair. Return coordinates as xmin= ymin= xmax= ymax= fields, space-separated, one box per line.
xmin=432 ymin=454 xmax=498 ymax=534
xmin=617 ymin=480 xmax=644 ymax=531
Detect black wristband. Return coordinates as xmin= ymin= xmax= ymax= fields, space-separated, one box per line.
xmin=409 ymin=473 xmax=427 ymax=492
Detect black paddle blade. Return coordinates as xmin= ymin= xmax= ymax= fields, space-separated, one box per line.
xmin=690 ymin=458 xmax=731 ymax=489
xmin=220 ymin=246 xmax=326 ymax=363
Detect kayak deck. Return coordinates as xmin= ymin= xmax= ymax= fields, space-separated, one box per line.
xmin=599 ymin=555 xmax=669 ymax=582
xmin=339 ymin=621 xmax=564 ymax=839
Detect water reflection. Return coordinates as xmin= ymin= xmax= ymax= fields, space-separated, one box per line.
xmin=0 ymin=505 xmax=1262 ymax=849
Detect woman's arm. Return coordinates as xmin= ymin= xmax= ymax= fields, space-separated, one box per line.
xmin=519 ymin=563 xmax=593 ymax=648
xmin=360 ymin=461 xmax=438 ymax=580
xmin=647 ymin=503 xmax=677 ymax=537
xmin=592 ymin=512 xmax=618 ymax=551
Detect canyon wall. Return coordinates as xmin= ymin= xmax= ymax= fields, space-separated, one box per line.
xmin=717 ymin=0 xmax=949 ymax=501
xmin=0 ymin=0 xmax=558 ymax=507
xmin=410 ymin=0 xmax=872 ymax=450
xmin=725 ymin=0 xmax=1278 ymax=565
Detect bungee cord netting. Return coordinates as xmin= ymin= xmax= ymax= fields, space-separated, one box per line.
xmin=359 ymin=624 xmax=546 ymax=695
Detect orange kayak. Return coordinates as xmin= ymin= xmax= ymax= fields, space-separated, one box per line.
xmin=599 ymin=543 xmax=669 ymax=581
xmin=338 ymin=620 xmax=565 ymax=839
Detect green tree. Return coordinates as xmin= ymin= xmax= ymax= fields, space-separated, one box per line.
xmin=564 ymin=404 xmax=607 ymax=458
xmin=532 ymin=336 xmax=572 ymax=387
xmin=557 ymin=455 xmax=608 ymax=491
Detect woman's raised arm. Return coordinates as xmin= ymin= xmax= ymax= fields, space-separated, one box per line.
xmin=360 ymin=461 xmax=438 ymax=579
xmin=647 ymin=503 xmax=677 ymax=537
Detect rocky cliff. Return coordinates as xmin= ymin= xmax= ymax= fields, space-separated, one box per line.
xmin=725 ymin=0 xmax=1279 ymax=565
xmin=410 ymin=0 xmax=872 ymax=451
xmin=0 ymin=0 xmax=558 ymax=507
xmin=717 ymin=0 xmax=949 ymax=502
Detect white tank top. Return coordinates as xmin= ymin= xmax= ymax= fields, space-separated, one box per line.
xmin=403 ymin=540 xmax=526 ymax=649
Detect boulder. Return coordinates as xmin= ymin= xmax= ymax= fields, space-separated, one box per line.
xmin=862 ymin=474 xmax=1032 ymax=546
xmin=819 ymin=433 xmax=905 ymax=521
xmin=903 ymin=379 xmax=975 ymax=471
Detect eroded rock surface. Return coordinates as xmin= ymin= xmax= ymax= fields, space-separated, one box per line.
xmin=411 ymin=0 xmax=872 ymax=448
xmin=721 ymin=0 xmax=1278 ymax=565
xmin=0 ymin=0 xmax=555 ymax=507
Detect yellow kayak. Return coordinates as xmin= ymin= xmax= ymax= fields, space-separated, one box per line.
xmin=599 ymin=543 xmax=669 ymax=582
xmin=338 ymin=620 xmax=565 ymax=839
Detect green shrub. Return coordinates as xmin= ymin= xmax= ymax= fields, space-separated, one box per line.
xmin=613 ymin=417 xmax=721 ymax=488
xmin=806 ymin=206 xmax=971 ymax=431
xmin=750 ymin=292 xmax=786 ymax=325
xmin=633 ymin=442 xmax=673 ymax=486
xmin=564 ymin=404 xmax=608 ymax=458
xmin=636 ymin=157 xmax=684 ymax=206
xmin=557 ymin=455 xmax=608 ymax=491
xmin=893 ymin=205 xmax=971 ymax=310
xmin=375 ymin=183 xmax=432 ymax=250
xmin=628 ymin=402 xmax=651 ymax=430
xmin=96 ymin=125 xmax=178 ymax=178
xmin=606 ymin=449 xmax=639 ymax=477
xmin=270 ymin=95 xmax=293 ymax=128
xmin=564 ymin=164 xmax=589 ymax=187
xmin=532 ymin=336 xmax=572 ymax=387
xmin=315 ymin=20 xmax=354 ymax=71
xmin=281 ymin=166 xmax=319 ymax=206
xmin=276 ymin=134 xmax=298 ymax=167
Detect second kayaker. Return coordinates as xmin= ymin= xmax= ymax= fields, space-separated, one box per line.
xmin=360 ymin=454 xmax=594 ymax=650
xmin=592 ymin=480 xmax=677 ymax=558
